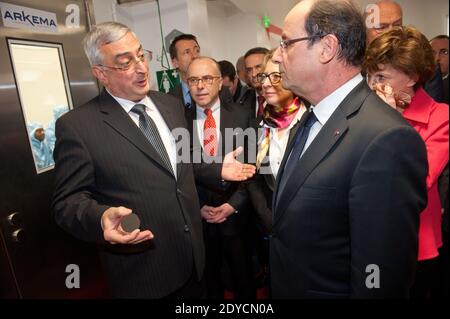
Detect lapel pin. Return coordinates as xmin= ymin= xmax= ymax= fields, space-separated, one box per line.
xmin=334 ymin=129 xmax=340 ymax=136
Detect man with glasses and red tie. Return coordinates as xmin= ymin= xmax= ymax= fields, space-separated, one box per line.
xmin=186 ymin=56 xmax=255 ymax=299
xmin=269 ymin=0 xmax=428 ymax=298
xmin=52 ymin=22 xmax=255 ymax=298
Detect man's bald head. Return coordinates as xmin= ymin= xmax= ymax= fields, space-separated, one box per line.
xmin=365 ymin=0 xmax=403 ymax=44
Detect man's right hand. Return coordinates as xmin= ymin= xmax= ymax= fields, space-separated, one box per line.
xmin=101 ymin=206 xmax=153 ymax=245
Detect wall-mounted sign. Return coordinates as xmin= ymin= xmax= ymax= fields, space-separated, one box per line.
xmin=156 ymin=69 xmax=180 ymax=94
xmin=165 ymin=29 xmax=183 ymax=57
xmin=0 ymin=2 xmax=58 ymax=33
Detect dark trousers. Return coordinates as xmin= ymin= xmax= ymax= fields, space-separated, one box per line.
xmin=410 ymin=257 xmax=443 ymax=299
xmin=203 ymin=223 xmax=255 ymax=299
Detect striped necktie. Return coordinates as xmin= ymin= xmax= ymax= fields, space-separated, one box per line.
xmin=130 ymin=104 xmax=174 ymax=175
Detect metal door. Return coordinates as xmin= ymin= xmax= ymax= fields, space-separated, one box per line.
xmin=0 ymin=0 xmax=108 ymax=298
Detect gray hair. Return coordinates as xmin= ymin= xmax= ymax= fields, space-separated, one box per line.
xmin=83 ymin=21 xmax=133 ymax=66
xmin=305 ymin=0 xmax=366 ymax=66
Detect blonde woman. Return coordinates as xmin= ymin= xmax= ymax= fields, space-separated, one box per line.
xmin=247 ymin=49 xmax=308 ymax=235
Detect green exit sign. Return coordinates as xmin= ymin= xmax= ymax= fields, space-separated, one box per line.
xmin=156 ymin=69 xmax=180 ymax=93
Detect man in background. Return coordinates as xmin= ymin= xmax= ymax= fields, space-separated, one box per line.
xmin=431 ymin=35 xmax=449 ymax=104
xmin=169 ymin=33 xmax=200 ymax=109
xmin=239 ymin=47 xmax=269 ymax=119
xmin=186 ymin=57 xmax=255 ymax=298
xmin=219 ymin=60 xmax=246 ymax=103
xmin=365 ymin=0 xmax=444 ymax=102
xmin=431 ymin=34 xmax=450 ymax=299
xmin=236 ymin=56 xmax=250 ymax=87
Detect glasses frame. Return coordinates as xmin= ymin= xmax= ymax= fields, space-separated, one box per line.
xmin=280 ymin=34 xmax=323 ymax=50
xmin=256 ymin=72 xmax=283 ymax=85
xmin=435 ymin=48 xmax=449 ymax=56
xmin=98 ymin=49 xmax=152 ymax=72
xmin=186 ymin=75 xmax=221 ymax=87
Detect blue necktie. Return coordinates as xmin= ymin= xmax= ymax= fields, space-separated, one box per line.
xmin=277 ymin=110 xmax=318 ymax=197
xmin=130 ymin=104 xmax=174 ymax=176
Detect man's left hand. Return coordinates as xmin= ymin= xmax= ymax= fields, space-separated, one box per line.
xmin=205 ymin=203 xmax=236 ymax=224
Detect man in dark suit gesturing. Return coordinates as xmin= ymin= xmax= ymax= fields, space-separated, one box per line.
xmin=270 ymin=0 xmax=428 ymax=298
xmin=52 ymin=22 xmax=255 ymax=298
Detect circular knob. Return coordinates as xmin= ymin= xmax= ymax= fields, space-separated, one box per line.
xmin=11 ymin=229 xmax=25 ymax=243
xmin=7 ymin=212 xmax=23 ymax=227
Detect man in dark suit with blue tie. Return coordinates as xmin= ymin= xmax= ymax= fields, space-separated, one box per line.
xmin=270 ymin=0 xmax=428 ymax=298
xmin=52 ymin=22 xmax=255 ymax=298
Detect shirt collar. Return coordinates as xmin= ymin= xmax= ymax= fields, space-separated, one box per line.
xmin=107 ymin=89 xmax=152 ymax=113
xmin=402 ymin=88 xmax=433 ymax=124
xmin=312 ymin=74 xmax=363 ymax=126
xmin=181 ymin=81 xmax=191 ymax=100
xmin=196 ymin=97 xmax=221 ymax=117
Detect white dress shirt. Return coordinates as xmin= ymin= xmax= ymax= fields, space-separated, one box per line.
xmin=195 ymin=98 xmax=221 ymax=151
xmin=301 ymin=74 xmax=363 ymax=157
xmin=109 ymin=91 xmax=177 ymax=176
xmin=266 ymin=105 xmax=306 ymax=179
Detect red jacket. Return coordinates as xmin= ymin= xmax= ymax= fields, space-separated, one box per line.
xmin=403 ymin=88 xmax=449 ymax=260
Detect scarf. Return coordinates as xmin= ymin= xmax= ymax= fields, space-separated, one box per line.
xmin=256 ymin=97 xmax=303 ymax=169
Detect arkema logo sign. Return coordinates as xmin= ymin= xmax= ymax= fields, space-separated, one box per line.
xmin=0 ymin=2 xmax=58 ymax=32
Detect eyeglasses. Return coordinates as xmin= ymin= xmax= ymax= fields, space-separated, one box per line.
xmin=98 ymin=49 xmax=152 ymax=72
xmin=280 ymin=35 xmax=323 ymax=50
xmin=434 ymin=49 xmax=449 ymax=56
xmin=256 ymin=72 xmax=282 ymax=85
xmin=187 ymin=75 xmax=221 ymax=86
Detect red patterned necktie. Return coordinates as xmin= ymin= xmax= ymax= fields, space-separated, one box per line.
xmin=257 ymin=95 xmax=265 ymax=116
xmin=203 ymin=108 xmax=217 ymax=156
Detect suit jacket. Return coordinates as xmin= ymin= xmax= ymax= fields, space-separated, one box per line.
xmin=443 ymin=76 xmax=449 ymax=105
xmin=52 ymin=90 xmax=213 ymax=298
xmin=233 ymin=81 xmax=248 ymax=103
xmin=402 ymin=88 xmax=449 ymax=260
xmin=424 ymin=67 xmax=445 ymax=103
xmin=246 ymin=116 xmax=301 ymax=235
xmin=270 ymin=81 xmax=428 ymax=298
xmin=187 ymin=97 xmax=253 ymax=237
xmin=238 ymin=87 xmax=258 ymax=119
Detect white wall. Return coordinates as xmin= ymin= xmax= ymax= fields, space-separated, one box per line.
xmin=206 ymin=2 xmax=279 ymax=68
xmin=129 ymin=0 xmax=190 ymax=89
xmin=91 ymin=0 xmax=449 ymax=89
xmin=187 ymin=0 xmax=211 ymax=56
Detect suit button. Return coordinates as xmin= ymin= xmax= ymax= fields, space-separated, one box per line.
xmin=184 ymin=225 xmax=190 ymax=232
xmin=177 ymin=189 xmax=182 ymax=195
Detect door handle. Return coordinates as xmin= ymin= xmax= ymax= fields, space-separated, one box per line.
xmin=7 ymin=212 xmax=23 ymax=227
xmin=11 ymin=228 xmax=25 ymax=243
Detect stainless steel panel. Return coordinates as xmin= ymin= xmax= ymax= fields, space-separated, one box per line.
xmin=0 ymin=0 xmax=108 ymax=298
